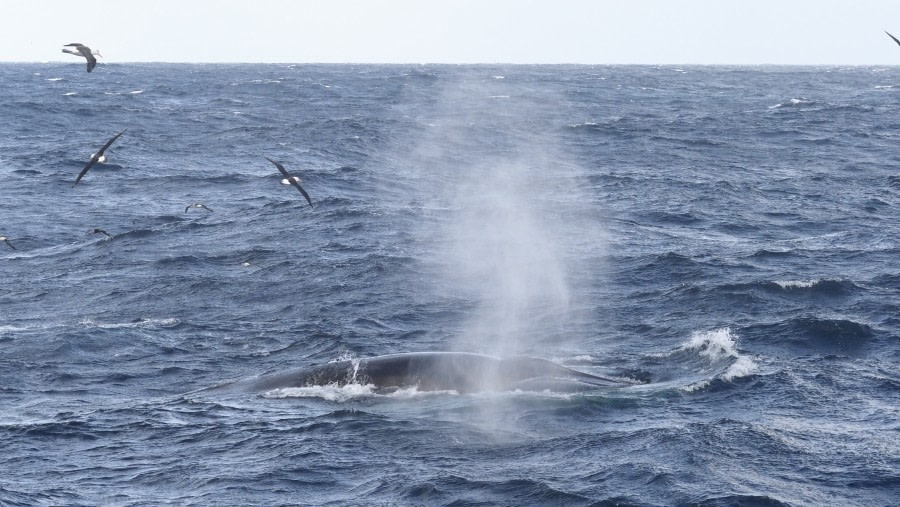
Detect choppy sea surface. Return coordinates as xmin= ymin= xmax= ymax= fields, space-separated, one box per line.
xmin=1 ymin=63 xmax=898 ymax=506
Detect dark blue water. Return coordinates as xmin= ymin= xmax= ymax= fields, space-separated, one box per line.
xmin=1 ymin=63 xmax=898 ymax=506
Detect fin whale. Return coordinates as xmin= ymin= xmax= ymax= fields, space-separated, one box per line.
xmin=223 ymin=352 xmax=636 ymax=394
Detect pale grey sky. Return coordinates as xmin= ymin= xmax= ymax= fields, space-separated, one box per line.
xmin=3 ymin=0 xmax=900 ymax=64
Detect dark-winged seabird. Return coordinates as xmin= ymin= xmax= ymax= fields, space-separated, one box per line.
xmin=887 ymin=31 xmax=900 ymax=47
xmin=886 ymin=31 xmax=900 ymax=48
xmin=91 ymin=228 xmax=112 ymax=238
xmin=1 ymin=236 xmax=15 ymax=250
xmin=62 ymin=43 xmax=101 ymax=73
xmin=185 ymin=203 xmax=214 ymax=213
xmin=264 ymin=156 xmax=313 ymax=207
xmin=72 ymin=129 xmax=126 ymax=187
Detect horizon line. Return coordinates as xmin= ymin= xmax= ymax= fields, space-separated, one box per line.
xmin=4 ymin=60 xmax=900 ymax=67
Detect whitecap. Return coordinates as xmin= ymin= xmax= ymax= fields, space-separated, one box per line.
xmin=0 ymin=325 xmax=33 ymax=333
xmin=63 ymin=92 xmax=77 ymax=96
xmin=78 ymin=317 xmax=180 ymax=329
xmin=769 ymin=97 xmax=810 ymax=109
xmin=129 ymin=89 xmax=144 ymax=94
xmin=675 ymin=328 xmax=758 ymax=389
xmin=774 ymin=279 xmax=820 ymax=289
xmin=682 ymin=327 xmax=742 ymax=362
xmin=682 ymin=380 xmax=711 ymax=392
xmin=722 ymin=355 xmax=758 ymax=381
xmin=46 ymin=77 xmax=64 ymax=82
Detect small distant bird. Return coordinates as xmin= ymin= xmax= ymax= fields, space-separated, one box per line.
xmin=265 ymin=156 xmax=313 ymax=207
xmin=886 ymin=31 xmax=900 ymax=48
xmin=0 ymin=236 xmax=15 ymax=250
xmin=185 ymin=203 xmax=213 ymax=213
xmin=73 ymin=129 xmax=126 ymax=187
xmin=91 ymin=228 xmax=112 ymax=238
xmin=62 ymin=43 xmax=101 ymax=73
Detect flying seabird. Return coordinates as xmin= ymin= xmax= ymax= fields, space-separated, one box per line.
xmin=265 ymin=156 xmax=313 ymax=207
xmin=0 ymin=236 xmax=15 ymax=250
xmin=62 ymin=43 xmax=101 ymax=73
xmin=91 ymin=228 xmax=112 ymax=238
xmin=72 ymin=129 xmax=126 ymax=187
xmin=185 ymin=203 xmax=214 ymax=213
xmin=886 ymin=31 xmax=900 ymax=48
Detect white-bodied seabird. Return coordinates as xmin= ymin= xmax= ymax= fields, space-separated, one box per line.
xmin=91 ymin=228 xmax=112 ymax=238
xmin=1 ymin=236 xmax=15 ymax=250
xmin=72 ymin=129 xmax=126 ymax=187
xmin=265 ymin=156 xmax=313 ymax=207
xmin=62 ymin=43 xmax=101 ymax=73
xmin=185 ymin=203 xmax=213 ymax=213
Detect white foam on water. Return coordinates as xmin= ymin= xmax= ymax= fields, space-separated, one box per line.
xmin=264 ymin=383 xmax=377 ymax=402
xmin=263 ymin=383 xmax=459 ymax=402
xmin=774 ymin=279 xmax=820 ymax=289
xmin=678 ymin=328 xmax=758 ymax=391
xmin=78 ymin=317 xmax=180 ymax=329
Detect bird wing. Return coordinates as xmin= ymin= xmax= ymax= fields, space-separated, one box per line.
xmin=294 ymin=183 xmax=313 ymax=207
xmin=887 ymin=31 xmax=900 ymax=47
xmin=73 ymin=130 xmax=127 ymax=187
xmin=4 ymin=239 xmax=15 ymax=250
xmin=96 ymin=129 xmax=126 ymax=156
xmin=66 ymin=44 xmax=97 ymax=72
xmin=62 ymin=48 xmax=81 ymax=56
xmin=265 ymin=156 xmax=292 ymax=181
xmin=73 ymin=158 xmax=100 ymax=187
xmin=202 ymin=205 xmax=213 ymax=212
xmin=185 ymin=205 xmax=191 ymax=213
xmin=64 ymin=43 xmax=85 ymax=47
xmin=265 ymin=156 xmax=313 ymax=206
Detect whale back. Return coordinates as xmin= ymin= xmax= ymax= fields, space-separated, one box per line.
xmin=233 ymin=352 xmax=632 ymax=394
xmin=359 ymin=352 xmax=499 ymax=392
xmin=498 ymin=357 xmax=629 ymax=387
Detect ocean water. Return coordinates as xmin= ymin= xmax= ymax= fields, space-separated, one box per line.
xmin=1 ymin=63 xmax=898 ymax=506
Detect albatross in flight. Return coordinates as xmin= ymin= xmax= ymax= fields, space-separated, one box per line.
xmin=1 ymin=236 xmax=15 ymax=250
xmin=72 ymin=129 xmax=126 ymax=187
xmin=265 ymin=156 xmax=313 ymax=207
xmin=62 ymin=43 xmax=101 ymax=73
xmin=185 ymin=203 xmax=214 ymax=213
